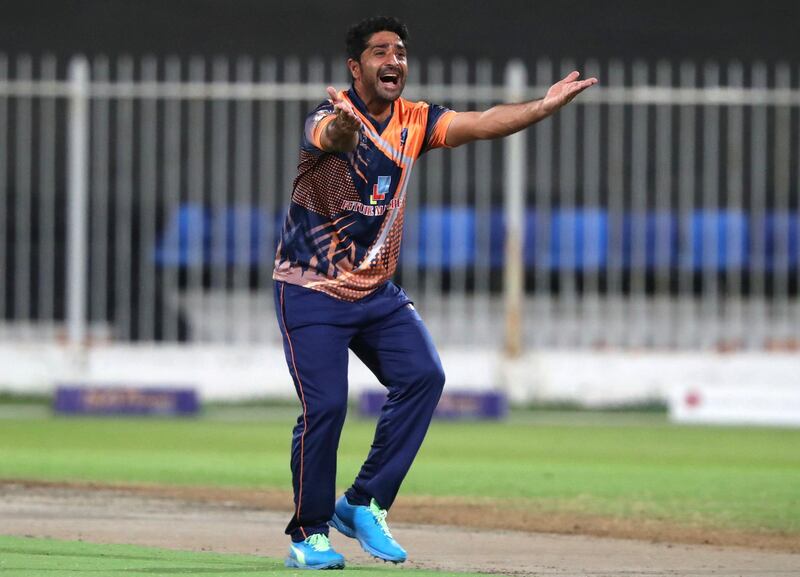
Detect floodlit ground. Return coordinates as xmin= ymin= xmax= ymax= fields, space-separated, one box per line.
xmin=1 ymin=404 xmax=798 ymax=575
xmin=2 ymin=482 xmax=798 ymax=576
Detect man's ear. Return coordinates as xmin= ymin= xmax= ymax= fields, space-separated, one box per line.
xmin=347 ymin=58 xmax=360 ymax=82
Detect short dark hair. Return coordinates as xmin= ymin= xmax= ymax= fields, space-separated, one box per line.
xmin=346 ymin=16 xmax=409 ymax=61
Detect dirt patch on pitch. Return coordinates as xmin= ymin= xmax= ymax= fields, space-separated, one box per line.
xmin=4 ymin=478 xmax=798 ymax=555
xmin=3 ymin=480 xmax=799 ymax=576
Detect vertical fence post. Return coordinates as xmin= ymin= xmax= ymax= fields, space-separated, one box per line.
xmin=503 ymin=61 xmax=527 ymax=358
xmin=67 ymin=57 xmax=90 ymax=348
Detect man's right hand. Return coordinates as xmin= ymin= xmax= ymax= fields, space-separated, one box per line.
xmin=327 ymin=86 xmax=361 ymax=132
xmin=320 ymin=87 xmax=361 ymax=152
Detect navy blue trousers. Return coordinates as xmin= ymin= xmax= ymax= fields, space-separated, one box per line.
xmin=274 ymin=280 xmax=445 ymax=542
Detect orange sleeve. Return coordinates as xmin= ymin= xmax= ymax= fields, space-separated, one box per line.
xmin=310 ymin=114 xmax=336 ymax=150
xmin=426 ymin=109 xmax=458 ymax=150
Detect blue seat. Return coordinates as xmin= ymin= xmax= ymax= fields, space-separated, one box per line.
xmin=414 ymin=206 xmax=477 ymax=268
xmin=761 ymin=211 xmax=800 ymax=270
xmin=214 ymin=205 xmax=281 ymax=266
xmin=411 ymin=206 xmax=610 ymax=271
xmin=154 ymin=203 xmax=282 ymax=267
xmin=545 ymin=208 xmax=609 ymax=271
xmin=686 ymin=210 xmax=749 ymax=271
xmin=489 ymin=208 xmax=506 ymax=268
xmin=153 ymin=203 xmax=212 ymax=267
xmin=620 ymin=211 xmax=679 ymax=270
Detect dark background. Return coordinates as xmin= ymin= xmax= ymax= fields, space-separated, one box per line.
xmin=3 ymin=0 xmax=799 ymax=63
xmin=1 ymin=0 xmax=798 ymax=331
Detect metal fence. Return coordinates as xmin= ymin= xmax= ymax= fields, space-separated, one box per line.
xmin=0 ymin=54 xmax=798 ymax=351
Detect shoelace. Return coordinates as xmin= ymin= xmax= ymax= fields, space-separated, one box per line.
xmin=306 ymin=533 xmax=331 ymax=552
xmin=369 ymin=500 xmax=394 ymax=538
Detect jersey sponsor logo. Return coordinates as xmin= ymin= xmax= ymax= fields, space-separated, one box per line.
xmin=370 ymin=175 xmax=391 ymax=205
xmin=341 ymin=196 xmax=405 ymax=216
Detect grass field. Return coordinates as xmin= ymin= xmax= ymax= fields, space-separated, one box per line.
xmin=0 ymin=535 xmax=492 ymax=577
xmin=1 ymin=405 xmax=799 ymax=534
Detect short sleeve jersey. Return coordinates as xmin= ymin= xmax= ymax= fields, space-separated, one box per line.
xmin=273 ymin=86 xmax=456 ymax=301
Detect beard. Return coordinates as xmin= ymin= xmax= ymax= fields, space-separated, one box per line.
xmin=374 ymin=76 xmax=405 ymax=102
xmin=357 ymin=64 xmax=406 ymax=104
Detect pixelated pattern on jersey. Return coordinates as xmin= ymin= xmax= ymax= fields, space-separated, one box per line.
xmin=291 ymin=151 xmax=361 ymax=216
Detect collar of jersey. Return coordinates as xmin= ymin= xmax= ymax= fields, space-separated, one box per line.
xmin=348 ymin=85 xmax=394 ymax=134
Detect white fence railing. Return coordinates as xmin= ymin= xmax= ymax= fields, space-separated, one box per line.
xmin=0 ymin=54 xmax=798 ymax=352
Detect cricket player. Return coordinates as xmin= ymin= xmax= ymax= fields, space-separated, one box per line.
xmin=273 ymin=15 xmax=597 ymax=569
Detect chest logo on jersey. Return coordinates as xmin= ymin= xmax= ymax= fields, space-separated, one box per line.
xmin=370 ymin=176 xmax=391 ymax=205
xmin=340 ymin=197 xmax=405 ymax=216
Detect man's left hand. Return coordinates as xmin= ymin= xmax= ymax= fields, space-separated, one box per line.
xmin=541 ymin=71 xmax=598 ymax=115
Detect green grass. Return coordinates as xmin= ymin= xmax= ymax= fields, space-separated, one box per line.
xmin=1 ymin=408 xmax=799 ymax=532
xmin=409 ymin=419 xmax=800 ymax=530
xmin=0 ymin=535 xmax=489 ymax=576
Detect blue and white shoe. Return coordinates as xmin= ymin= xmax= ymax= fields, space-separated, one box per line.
xmin=285 ymin=533 xmax=345 ymax=570
xmin=329 ymin=496 xmax=407 ymax=563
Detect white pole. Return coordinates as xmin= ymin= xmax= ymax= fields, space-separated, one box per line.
xmin=67 ymin=57 xmax=90 ymax=348
xmin=503 ymin=61 xmax=527 ymax=358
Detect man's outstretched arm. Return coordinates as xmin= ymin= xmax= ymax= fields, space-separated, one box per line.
xmin=444 ymin=71 xmax=598 ymax=148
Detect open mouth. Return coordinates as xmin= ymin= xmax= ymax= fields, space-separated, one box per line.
xmin=379 ymin=71 xmax=401 ymax=87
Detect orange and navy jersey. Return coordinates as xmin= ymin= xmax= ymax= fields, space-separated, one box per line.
xmin=273 ymin=86 xmax=456 ymax=301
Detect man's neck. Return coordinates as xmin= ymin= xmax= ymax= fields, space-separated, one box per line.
xmin=351 ymin=84 xmax=393 ymax=124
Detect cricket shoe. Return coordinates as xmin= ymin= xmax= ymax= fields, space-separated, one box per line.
xmin=329 ymin=496 xmax=407 ymax=563
xmin=284 ymin=533 xmax=345 ymax=570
